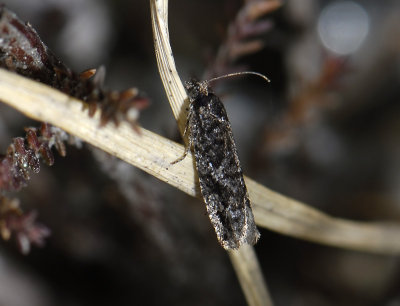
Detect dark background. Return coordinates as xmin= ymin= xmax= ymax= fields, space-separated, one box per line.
xmin=0 ymin=0 xmax=400 ymax=305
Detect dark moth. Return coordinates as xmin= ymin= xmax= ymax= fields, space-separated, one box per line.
xmin=177 ymin=79 xmax=260 ymax=250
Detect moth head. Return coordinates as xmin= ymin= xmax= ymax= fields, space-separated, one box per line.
xmin=184 ymin=79 xmax=210 ymax=100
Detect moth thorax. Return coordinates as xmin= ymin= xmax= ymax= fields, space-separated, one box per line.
xmin=198 ymin=81 xmax=209 ymax=96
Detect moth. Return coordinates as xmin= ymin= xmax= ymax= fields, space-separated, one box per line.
xmin=174 ymin=72 xmax=269 ymax=250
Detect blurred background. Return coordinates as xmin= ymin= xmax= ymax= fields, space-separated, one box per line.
xmin=0 ymin=0 xmax=400 ymax=305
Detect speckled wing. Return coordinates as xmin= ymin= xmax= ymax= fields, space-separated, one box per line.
xmin=186 ymin=80 xmax=260 ymax=250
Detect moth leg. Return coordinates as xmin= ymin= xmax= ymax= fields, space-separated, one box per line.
xmin=171 ymin=138 xmax=192 ymax=164
xmin=171 ymin=107 xmax=194 ymax=165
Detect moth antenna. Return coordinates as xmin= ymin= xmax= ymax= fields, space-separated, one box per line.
xmin=206 ymin=71 xmax=270 ymax=85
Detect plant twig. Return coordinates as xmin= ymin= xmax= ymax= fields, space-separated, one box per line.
xmin=228 ymin=245 xmax=273 ymax=306
xmin=150 ymin=1 xmax=273 ymax=305
xmin=0 ymin=68 xmax=400 ymax=254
